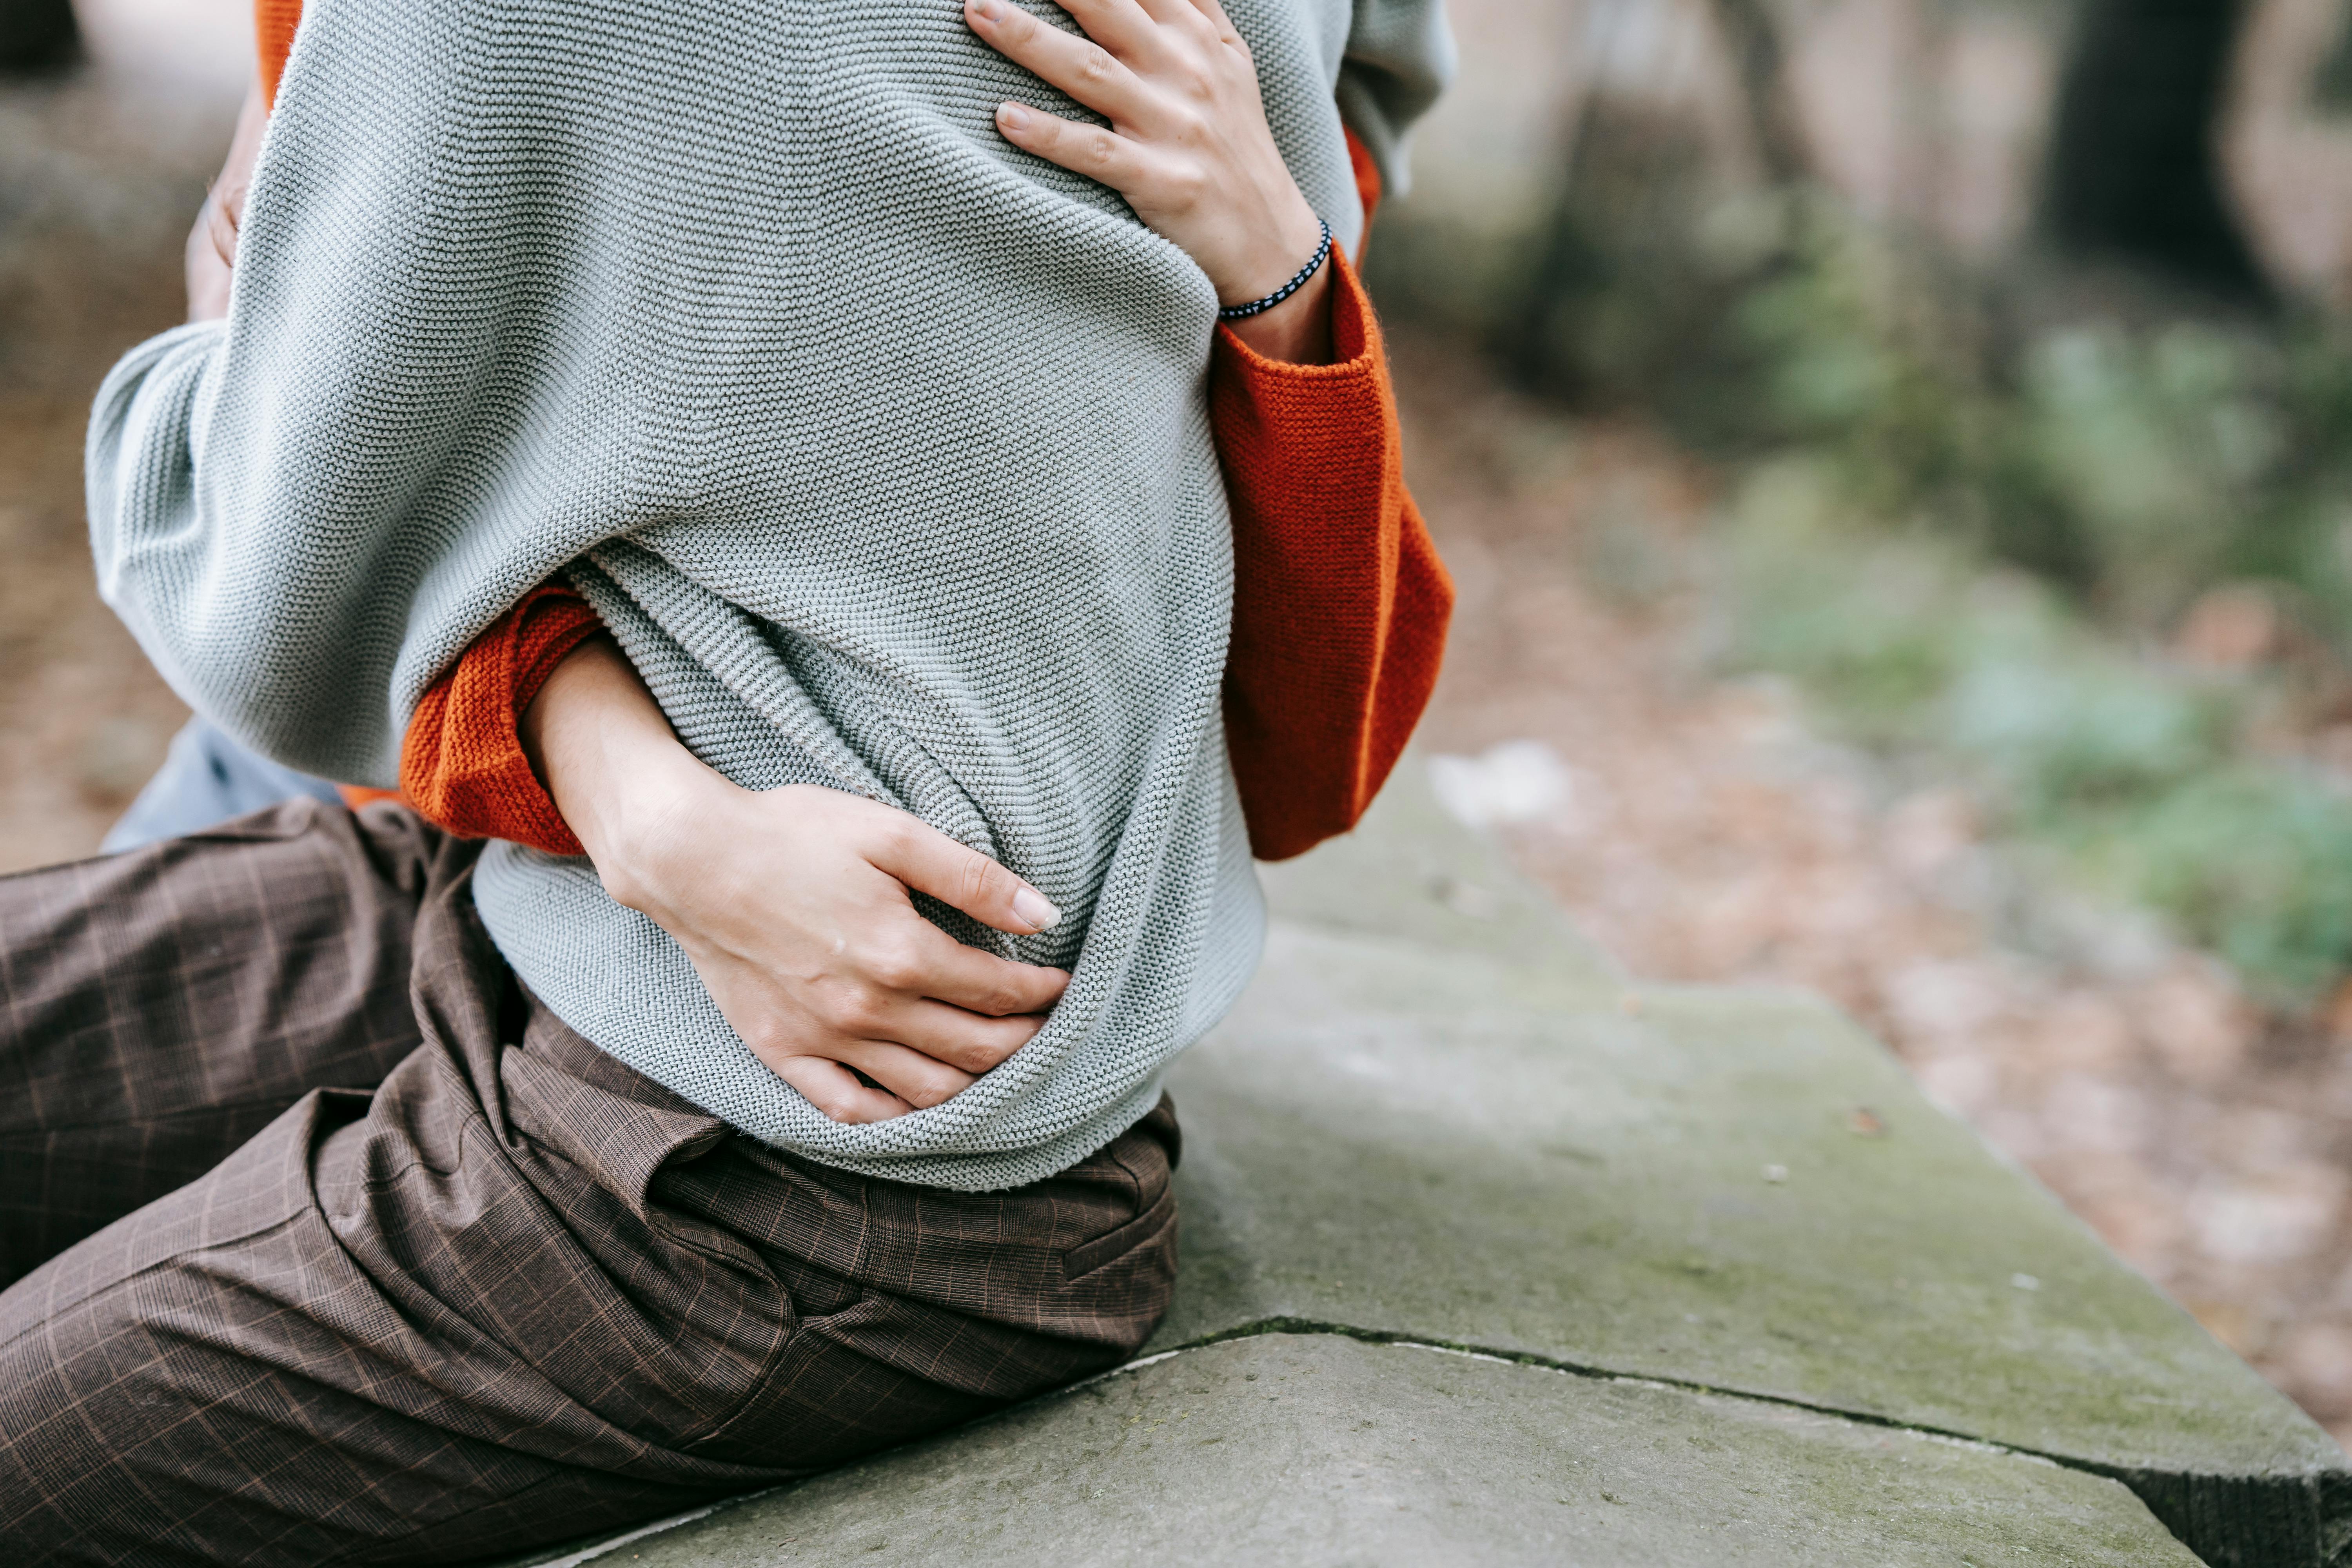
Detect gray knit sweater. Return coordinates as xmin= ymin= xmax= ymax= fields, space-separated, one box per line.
xmin=87 ymin=0 xmax=1450 ymax=1190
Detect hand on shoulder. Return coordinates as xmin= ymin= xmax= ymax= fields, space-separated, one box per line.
xmin=967 ymin=0 xmax=1336 ymax=365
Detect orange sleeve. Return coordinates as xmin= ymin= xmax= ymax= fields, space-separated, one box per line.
xmin=398 ymin=585 xmax=606 ymax=857
xmin=1213 ymin=231 xmax=1452 ymax=862
xmin=256 ymin=0 xmax=301 ymax=106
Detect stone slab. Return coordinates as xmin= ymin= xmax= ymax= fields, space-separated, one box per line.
xmin=516 ymin=1334 xmax=2198 ymax=1567
xmin=1147 ymin=918 xmax=2344 ymax=1562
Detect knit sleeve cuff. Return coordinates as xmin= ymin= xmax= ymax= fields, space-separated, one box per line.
xmin=399 ymin=584 xmax=605 ymax=858
xmin=1209 ymin=241 xmax=1379 ymax=395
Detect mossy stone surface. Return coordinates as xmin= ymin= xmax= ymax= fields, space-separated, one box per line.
xmin=1163 ymin=760 xmax=2343 ymax=1563
xmin=1150 ymin=923 xmax=2332 ymax=1483
xmin=538 ymin=1336 xmax=2198 ymax=1567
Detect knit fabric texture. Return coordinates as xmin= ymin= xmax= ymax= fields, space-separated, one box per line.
xmin=1211 ymin=245 xmax=1450 ymax=859
xmin=400 ymin=243 xmax=1454 ymax=866
xmin=401 ymin=583 xmax=603 ymax=859
xmin=86 ymin=0 xmax=1452 ymax=1190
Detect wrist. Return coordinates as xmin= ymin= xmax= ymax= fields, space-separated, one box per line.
xmin=573 ymin=737 xmax=718 ymax=914
xmin=1224 ymin=262 xmax=1334 ymax=366
xmin=1215 ymin=195 xmax=1326 ymax=309
xmin=522 ymin=637 xmax=715 ymax=907
xmin=1215 ymin=195 xmax=1335 ymax=365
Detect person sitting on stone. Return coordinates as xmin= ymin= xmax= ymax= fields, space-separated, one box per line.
xmin=0 ymin=0 xmax=1452 ymax=1559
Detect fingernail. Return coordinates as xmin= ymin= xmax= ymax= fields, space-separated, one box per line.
xmin=998 ymin=102 xmax=1031 ymax=131
xmin=972 ymin=0 xmax=1000 ymax=20
xmin=1013 ymin=887 xmax=1060 ymax=932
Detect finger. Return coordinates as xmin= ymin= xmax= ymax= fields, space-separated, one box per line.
xmin=769 ymin=1055 xmax=918 ymax=1123
xmin=826 ymin=1036 xmax=980 ymax=1109
xmin=1040 ymin=0 xmax=1164 ymax=58
xmin=877 ymin=920 xmax=1071 ymax=1016
xmin=993 ymin=103 xmax=1157 ymax=194
xmin=818 ymin=943 xmax=1051 ymax=1073
xmin=966 ymin=0 xmax=1155 ymax=123
xmin=1123 ymin=0 xmax=1216 ymax=30
xmin=204 ymin=189 xmax=240 ymax=269
xmin=875 ymin=998 xmax=1050 ymax=1076
xmin=861 ymin=812 xmax=1063 ymax=936
xmin=1179 ymin=0 xmax=1243 ymax=45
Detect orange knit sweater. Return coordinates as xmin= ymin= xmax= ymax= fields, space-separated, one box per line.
xmin=258 ymin=2 xmax=1448 ymax=863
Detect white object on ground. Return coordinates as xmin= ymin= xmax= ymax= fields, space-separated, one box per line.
xmin=1428 ymin=740 xmax=1578 ymax=829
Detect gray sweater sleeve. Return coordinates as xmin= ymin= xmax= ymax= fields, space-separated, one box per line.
xmin=85 ymin=320 xmax=235 ymax=745
xmin=82 ymin=0 xmax=651 ymax=788
xmin=1338 ymin=0 xmax=1457 ymax=197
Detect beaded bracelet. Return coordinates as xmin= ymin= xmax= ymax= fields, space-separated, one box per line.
xmin=1218 ymin=219 xmax=1333 ymax=321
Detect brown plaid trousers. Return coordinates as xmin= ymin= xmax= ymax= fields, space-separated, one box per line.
xmin=0 ymin=800 xmax=1179 ymax=1566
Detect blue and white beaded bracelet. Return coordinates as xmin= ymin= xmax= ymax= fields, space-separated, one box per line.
xmin=1218 ymin=219 xmax=1333 ymax=321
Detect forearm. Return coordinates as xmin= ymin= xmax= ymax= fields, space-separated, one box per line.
xmin=1212 ymin=123 xmax=1380 ymax=369
xmin=1223 ymin=264 xmax=1333 ymax=367
xmin=517 ymin=635 xmax=709 ymax=894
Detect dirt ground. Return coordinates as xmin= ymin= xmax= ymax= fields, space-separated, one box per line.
xmin=4 ymin=53 xmax=2346 ymax=1450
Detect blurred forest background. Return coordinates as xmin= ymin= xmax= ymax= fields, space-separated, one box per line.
xmin=8 ymin=0 xmax=2352 ymax=1442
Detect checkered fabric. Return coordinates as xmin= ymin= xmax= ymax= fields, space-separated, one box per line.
xmin=0 ymin=801 xmax=1179 ymax=1566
